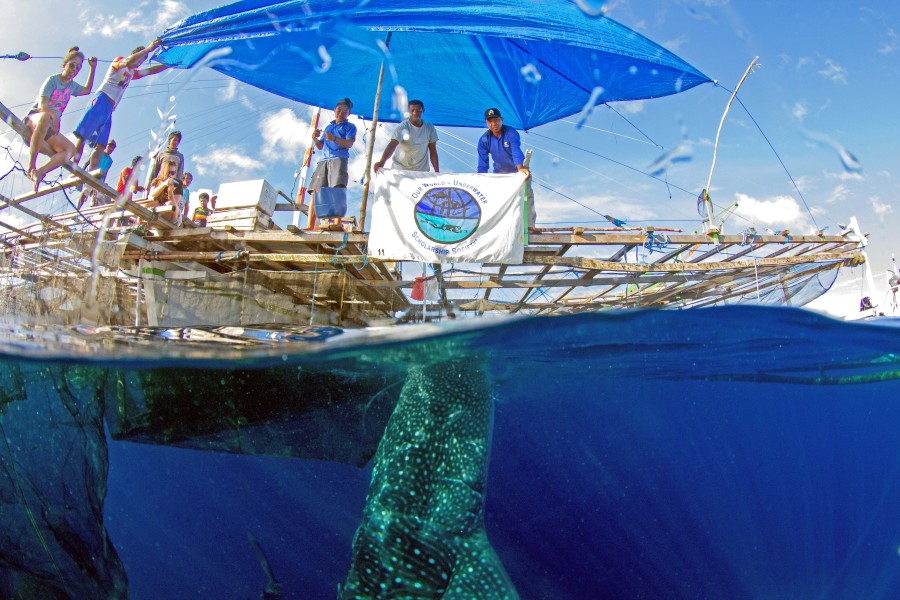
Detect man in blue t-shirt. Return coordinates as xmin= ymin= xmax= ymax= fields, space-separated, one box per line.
xmin=310 ymin=97 xmax=357 ymax=190
xmin=477 ymin=107 xmax=536 ymax=229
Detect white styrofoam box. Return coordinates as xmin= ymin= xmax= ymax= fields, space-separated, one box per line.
xmin=214 ymin=180 xmax=278 ymax=216
xmin=208 ymin=210 xmax=272 ymax=229
xmin=207 ymin=216 xmax=273 ymax=231
xmin=207 ymin=208 xmax=264 ymax=222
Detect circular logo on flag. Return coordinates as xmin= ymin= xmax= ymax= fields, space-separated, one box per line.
xmin=414 ymin=187 xmax=481 ymax=243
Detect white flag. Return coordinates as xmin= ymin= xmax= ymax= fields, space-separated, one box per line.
xmin=368 ymin=170 xmax=525 ymax=264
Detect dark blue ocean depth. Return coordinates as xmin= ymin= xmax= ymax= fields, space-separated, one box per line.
xmin=3 ymin=306 xmax=900 ymax=598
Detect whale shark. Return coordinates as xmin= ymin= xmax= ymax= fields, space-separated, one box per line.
xmin=339 ymin=359 xmax=518 ymax=599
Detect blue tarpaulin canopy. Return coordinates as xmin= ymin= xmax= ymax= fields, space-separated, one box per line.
xmin=158 ymin=0 xmax=711 ymax=130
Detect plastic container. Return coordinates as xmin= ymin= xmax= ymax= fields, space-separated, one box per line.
xmin=314 ymin=187 xmax=348 ymax=218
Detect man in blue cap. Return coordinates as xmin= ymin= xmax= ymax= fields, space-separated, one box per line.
xmin=477 ymin=107 xmax=536 ymax=229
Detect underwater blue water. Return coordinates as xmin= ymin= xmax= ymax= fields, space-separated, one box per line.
xmin=2 ymin=306 xmax=900 ymax=598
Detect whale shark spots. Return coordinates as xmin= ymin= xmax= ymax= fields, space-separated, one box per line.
xmin=339 ymin=359 xmax=518 ymax=598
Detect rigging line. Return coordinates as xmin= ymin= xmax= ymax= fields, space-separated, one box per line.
xmin=4 ymin=55 xmax=117 ymax=62
xmin=505 ymin=39 xmax=595 ymax=99
xmin=527 ymin=131 xmax=699 ymax=198
xmin=529 ymin=180 xmax=610 ymax=219
xmin=540 ymin=218 xmax=699 ymax=224
xmin=601 ymin=103 xmax=660 ymax=147
xmin=0 ymin=145 xmax=93 ymax=227
xmin=429 ymin=143 xmax=473 ymax=171
xmin=520 ymin=137 xmax=644 ymax=193
xmin=559 ymin=118 xmax=658 ymax=146
xmin=5 ymin=81 xmax=235 ymax=111
xmin=434 ymin=127 xmax=477 ymax=149
xmin=430 ymin=139 xmax=470 ymax=160
xmin=718 ymin=83 xmax=820 ymax=230
xmin=114 ymin=93 xmax=289 ymax=148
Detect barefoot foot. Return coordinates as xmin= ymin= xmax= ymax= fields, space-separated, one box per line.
xmin=28 ymin=167 xmax=47 ymax=193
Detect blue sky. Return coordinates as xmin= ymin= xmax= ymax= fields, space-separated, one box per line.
xmin=1 ymin=0 xmax=897 ymax=315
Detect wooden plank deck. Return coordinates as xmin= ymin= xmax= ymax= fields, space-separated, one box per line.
xmin=0 ymin=99 xmax=865 ymax=323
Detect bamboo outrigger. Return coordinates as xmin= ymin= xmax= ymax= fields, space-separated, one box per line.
xmin=0 ymin=99 xmax=866 ymax=328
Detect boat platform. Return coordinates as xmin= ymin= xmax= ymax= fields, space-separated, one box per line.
xmin=0 ymin=100 xmax=865 ymax=327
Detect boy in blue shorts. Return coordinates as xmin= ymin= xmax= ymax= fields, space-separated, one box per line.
xmin=73 ymin=38 xmax=167 ymax=172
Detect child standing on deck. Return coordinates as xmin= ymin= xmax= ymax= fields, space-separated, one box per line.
xmin=192 ymin=192 xmax=212 ymax=227
xmin=180 ymin=172 xmax=193 ymax=225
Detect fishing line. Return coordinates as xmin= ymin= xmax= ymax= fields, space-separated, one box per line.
xmin=602 ymin=103 xmax=661 ymax=147
xmin=559 ymin=118 xmax=658 ymax=146
xmin=528 ymin=131 xmax=699 ymax=198
xmin=717 ymin=83 xmax=820 ymax=230
xmin=519 ymin=137 xmax=644 ymax=193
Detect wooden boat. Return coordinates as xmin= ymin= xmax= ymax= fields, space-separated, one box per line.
xmin=0 ymin=97 xmax=864 ymax=328
xmin=0 ymin=0 xmax=868 ymax=328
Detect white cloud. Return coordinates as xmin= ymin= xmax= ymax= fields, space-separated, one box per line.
xmin=795 ymin=56 xmax=813 ymax=70
xmin=258 ymin=108 xmax=312 ymax=164
xmin=535 ymin=188 xmax=657 ymax=225
xmin=191 ymin=146 xmax=264 ymax=177
xmin=824 ymin=170 xmax=864 ymax=182
xmin=803 ymin=129 xmax=862 ymax=174
xmin=80 ymin=1 xmax=191 ymax=38
xmin=793 ymin=175 xmax=813 ymax=194
xmin=615 ymin=100 xmax=645 ymax=115
xmin=870 ymin=196 xmax=893 ymax=219
xmin=733 ymin=192 xmax=816 ymax=233
xmin=217 ymin=80 xmax=238 ymax=103
xmin=792 ymin=101 xmax=808 ymax=121
xmin=879 ymin=28 xmax=899 ymax=54
xmin=662 ymin=37 xmax=687 ymax=51
xmin=825 ymin=184 xmax=850 ymax=205
xmin=818 ymin=59 xmax=848 ymax=84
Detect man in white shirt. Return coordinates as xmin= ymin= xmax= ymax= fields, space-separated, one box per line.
xmin=373 ymin=99 xmax=439 ymax=173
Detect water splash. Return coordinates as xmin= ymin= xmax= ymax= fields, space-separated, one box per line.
xmin=317 ymin=45 xmax=332 ymax=73
xmin=802 ymin=130 xmax=863 ymax=173
xmin=574 ymin=0 xmax=606 ymax=17
xmin=575 ymin=86 xmax=605 ymax=129
xmin=520 ymin=63 xmax=542 ymax=84
xmin=647 ymin=143 xmax=693 ymax=177
xmin=392 ymin=85 xmax=408 ymax=119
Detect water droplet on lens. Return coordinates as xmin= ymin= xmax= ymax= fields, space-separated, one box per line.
xmin=317 ymin=46 xmax=332 ymax=73
xmin=520 ymin=63 xmax=542 ymax=84
xmin=574 ymin=0 xmax=606 ymax=17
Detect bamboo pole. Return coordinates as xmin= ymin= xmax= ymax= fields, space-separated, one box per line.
xmin=702 ymin=56 xmax=759 ymax=238
xmin=359 ymin=31 xmax=393 ymax=231
xmin=300 ymin=108 xmax=321 ymax=229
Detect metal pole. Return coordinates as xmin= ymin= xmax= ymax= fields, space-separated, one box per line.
xmin=359 ymin=32 xmax=392 ymax=232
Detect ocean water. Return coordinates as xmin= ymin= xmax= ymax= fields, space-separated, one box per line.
xmin=1 ymin=305 xmax=900 ymax=599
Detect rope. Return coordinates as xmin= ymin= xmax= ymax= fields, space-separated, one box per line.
xmin=602 ymin=103 xmax=661 ymax=147
xmin=642 ymin=230 xmax=670 ymax=253
xmin=215 ymin=249 xmax=247 ymax=262
xmin=753 ymin=257 xmax=761 ymax=301
xmin=741 ymin=228 xmax=758 ymax=246
xmin=309 ymin=261 xmax=318 ymax=326
xmin=718 ymin=84 xmax=820 ymax=230
xmin=528 ymin=132 xmax=699 ymax=198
